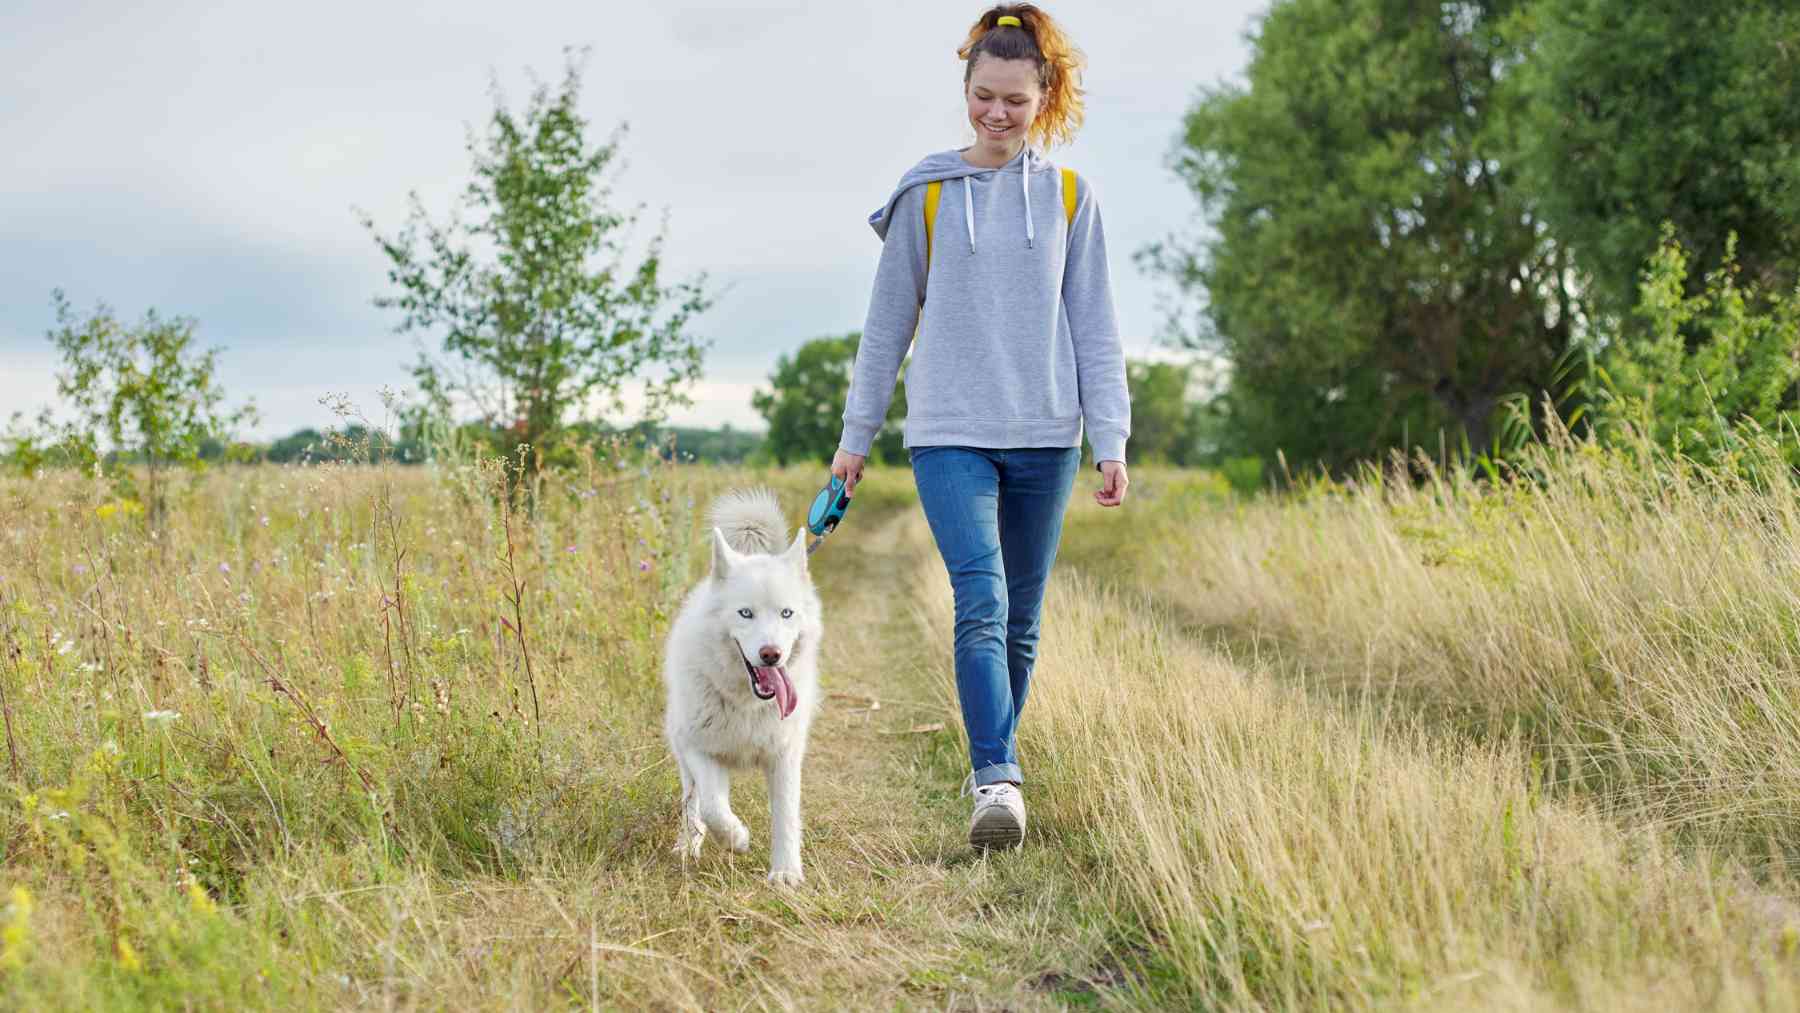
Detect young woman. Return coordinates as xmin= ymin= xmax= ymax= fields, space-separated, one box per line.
xmin=831 ymin=4 xmax=1131 ymax=851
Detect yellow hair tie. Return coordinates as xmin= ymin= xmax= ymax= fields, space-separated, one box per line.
xmin=996 ymin=15 xmax=1021 ymax=27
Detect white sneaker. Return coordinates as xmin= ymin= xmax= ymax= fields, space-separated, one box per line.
xmin=967 ymin=780 xmax=1026 ymax=851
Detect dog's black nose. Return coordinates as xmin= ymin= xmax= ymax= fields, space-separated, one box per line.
xmin=758 ymin=646 xmax=782 ymax=665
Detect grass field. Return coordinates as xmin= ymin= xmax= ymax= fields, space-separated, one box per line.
xmin=3 ymin=437 xmax=1800 ymax=1009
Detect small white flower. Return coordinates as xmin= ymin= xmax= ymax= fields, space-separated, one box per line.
xmin=143 ymin=710 xmax=180 ymax=723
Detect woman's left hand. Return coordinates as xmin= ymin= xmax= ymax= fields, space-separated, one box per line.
xmin=1095 ymin=460 xmax=1128 ymax=507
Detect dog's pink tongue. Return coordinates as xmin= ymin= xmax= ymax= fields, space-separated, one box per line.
xmin=755 ymin=666 xmax=796 ymax=719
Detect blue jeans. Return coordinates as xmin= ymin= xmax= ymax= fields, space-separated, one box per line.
xmin=909 ymin=445 xmax=1082 ymax=788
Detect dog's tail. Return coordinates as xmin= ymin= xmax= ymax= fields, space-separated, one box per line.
xmin=707 ymin=487 xmax=790 ymax=556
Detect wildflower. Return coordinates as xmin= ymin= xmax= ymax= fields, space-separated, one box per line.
xmin=260 ymin=515 xmax=270 ymax=527
xmin=185 ymin=881 xmax=215 ymax=921
xmin=1 ymin=887 xmax=31 ymax=972
xmin=565 ymin=545 xmax=577 ymax=555
xmin=639 ymin=559 xmax=653 ymax=573
xmin=116 ymin=935 xmax=141 ymax=972
xmin=187 ymin=881 xmax=216 ymax=915
xmin=143 ymin=710 xmax=180 ymax=724
xmin=218 ymin=562 xmax=230 ymax=575
xmin=72 ymin=563 xmax=88 ymax=576
xmin=94 ymin=500 xmax=142 ymax=520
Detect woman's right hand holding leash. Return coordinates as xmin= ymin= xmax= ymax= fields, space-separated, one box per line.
xmin=831 ymin=449 xmax=866 ymax=496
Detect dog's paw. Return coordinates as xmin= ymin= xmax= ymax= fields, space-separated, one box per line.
xmin=766 ymin=866 xmax=805 ymax=887
xmin=726 ymin=822 xmax=751 ymax=853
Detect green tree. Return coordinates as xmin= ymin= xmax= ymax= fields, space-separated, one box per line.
xmin=1145 ymin=0 xmax=1570 ymax=473
xmin=1507 ymin=0 xmax=1800 ymax=326
xmin=1125 ymin=360 xmax=1206 ymax=465
xmin=1590 ymin=228 xmax=1800 ymax=467
xmin=751 ymin=332 xmax=908 ymax=467
xmin=33 ymin=290 xmax=255 ymax=518
xmin=361 ymin=49 xmax=713 ymax=471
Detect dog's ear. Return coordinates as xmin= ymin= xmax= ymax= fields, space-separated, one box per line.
xmin=785 ymin=527 xmax=808 ymax=572
xmin=710 ymin=526 xmax=736 ymax=578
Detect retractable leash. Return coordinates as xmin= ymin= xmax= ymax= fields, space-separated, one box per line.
xmin=805 ymin=473 xmax=853 ymax=555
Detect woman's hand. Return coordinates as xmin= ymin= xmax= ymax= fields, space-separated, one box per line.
xmin=831 ymin=448 xmax=867 ymax=495
xmin=1095 ymin=460 xmax=1128 ymax=507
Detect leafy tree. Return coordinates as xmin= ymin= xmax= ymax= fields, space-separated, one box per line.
xmin=30 ymin=290 xmax=255 ymax=518
xmin=1589 ymin=228 xmax=1800 ymax=467
xmin=1507 ymin=0 xmax=1800 ymax=326
xmin=362 ymin=49 xmax=713 ymax=471
xmin=1145 ymin=0 xmax=1570 ymax=473
xmin=1125 ymin=360 xmax=1207 ymax=465
xmin=751 ymin=332 xmax=908 ymax=467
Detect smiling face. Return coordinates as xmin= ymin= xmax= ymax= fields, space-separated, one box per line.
xmin=964 ymin=55 xmax=1043 ymax=159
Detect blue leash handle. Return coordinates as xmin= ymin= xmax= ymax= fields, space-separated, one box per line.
xmin=806 ymin=473 xmax=852 ymax=552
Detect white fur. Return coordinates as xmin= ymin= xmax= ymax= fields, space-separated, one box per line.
xmin=662 ymin=487 xmax=822 ymax=885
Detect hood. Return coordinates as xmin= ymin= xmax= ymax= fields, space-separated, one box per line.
xmin=868 ymin=145 xmax=1054 ymax=252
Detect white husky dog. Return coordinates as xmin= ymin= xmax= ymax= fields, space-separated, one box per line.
xmin=663 ymin=487 xmax=822 ymax=885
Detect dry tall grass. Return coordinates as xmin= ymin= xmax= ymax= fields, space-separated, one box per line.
xmin=937 ymin=565 xmax=1800 ymax=1008
xmin=1025 ymin=432 xmax=1800 ymax=1006
xmin=1059 ymin=432 xmax=1800 ymax=874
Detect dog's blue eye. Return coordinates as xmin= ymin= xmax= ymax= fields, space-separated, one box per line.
xmin=781 ymin=608 xmax=794 ymax=619
xmin=738 ymin=607 xmax=752 ymax=619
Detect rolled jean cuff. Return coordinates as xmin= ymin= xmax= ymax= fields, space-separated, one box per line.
xmin=973 ymin=762 xmax=1021 ymax=787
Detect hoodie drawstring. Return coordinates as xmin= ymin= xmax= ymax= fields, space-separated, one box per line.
xmin=1023 ymin=148 xmax=1035 ymax=248
xmin=960 ymin=148 xmax=1035 ymax=254
xmin=963 ymin=176 xmax=976 ymax=254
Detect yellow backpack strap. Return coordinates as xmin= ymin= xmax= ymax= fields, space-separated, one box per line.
xmin=923 ymin=180 xmax=942 ymax=276
xmin=1062 ymin=167 xmax=1078 ymax=227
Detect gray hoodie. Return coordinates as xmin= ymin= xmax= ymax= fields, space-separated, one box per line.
xmin=836 ymin=145 xmax=1131 ymax=469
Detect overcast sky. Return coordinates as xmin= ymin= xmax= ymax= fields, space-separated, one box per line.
xmin=1 ymin=0 xmax=1265 ymax=438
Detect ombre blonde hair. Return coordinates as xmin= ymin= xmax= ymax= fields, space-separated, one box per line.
xmin=955 ymin=4 xmax=1088 ymax=151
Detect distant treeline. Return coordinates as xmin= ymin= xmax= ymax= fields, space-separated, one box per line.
xmin=194 ymin=421 xmax=767 ymax=466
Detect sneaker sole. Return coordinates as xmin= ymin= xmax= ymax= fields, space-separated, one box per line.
xmin=969 ymin=805 xmax=1025 ymax=851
